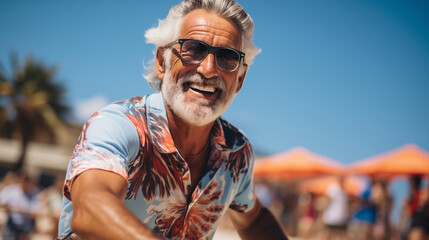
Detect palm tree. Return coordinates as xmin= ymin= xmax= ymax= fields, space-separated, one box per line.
xmin=0 ymin=54 xmax=69 ymax=172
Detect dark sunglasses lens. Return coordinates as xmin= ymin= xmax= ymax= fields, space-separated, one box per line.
xmin=216 ymin=48 xmax=240 ymax=71
xmin=181 ymin=40 xmax=208 ymax=64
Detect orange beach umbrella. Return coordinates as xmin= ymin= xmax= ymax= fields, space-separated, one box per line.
xmin=254 ymin=147 xmax=346 ymax=180
xmin=299 ymin=175 xmax=366 ymax=196
xmin=347 ymin=144 xmax=429 ymax=177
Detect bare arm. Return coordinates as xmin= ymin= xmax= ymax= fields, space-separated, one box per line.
xmin=228 ymin=197 xmax=288 ymax=240
xmin=70 ymin=169 xmax=162 ymax=240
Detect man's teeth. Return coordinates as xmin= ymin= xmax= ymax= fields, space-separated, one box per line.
xmin=189 ymin=84 xmax=216 ymax=93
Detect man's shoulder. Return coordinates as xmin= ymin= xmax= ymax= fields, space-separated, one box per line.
xmin=110 ymin=95 xmax=148 ymax=110
xmin=81 ymin=95 xmax=153 ymax=138
xmin=97 ymin=93 xmax=160 ymax=117
xmin=108 ymin=92 xmax=162 ymax=112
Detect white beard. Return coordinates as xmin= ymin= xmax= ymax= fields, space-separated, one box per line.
xmin=161 ymin=69 xmax=237 ymax=126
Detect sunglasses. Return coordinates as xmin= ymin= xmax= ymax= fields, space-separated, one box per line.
xmin=165 ymin=39 xmax=245 ymax=72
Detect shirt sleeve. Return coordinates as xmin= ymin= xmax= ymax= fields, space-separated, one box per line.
xmin=230 ymin=144 xmax=256 ymax=213
xmin=63 ymin=102 xmax=140 ymax=200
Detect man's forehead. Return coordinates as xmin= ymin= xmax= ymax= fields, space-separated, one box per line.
xmin=179 ymin=9 xmax=241 ymax=47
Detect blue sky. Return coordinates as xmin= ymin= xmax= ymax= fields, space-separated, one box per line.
xmin=1 ymin=0 xmax=428 ymax=162
xmin=1 ymin=0 xmax=428 ymax=221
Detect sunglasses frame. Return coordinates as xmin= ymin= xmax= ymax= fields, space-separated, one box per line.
xmin=164 ymin=38 xmax=245 ymax=72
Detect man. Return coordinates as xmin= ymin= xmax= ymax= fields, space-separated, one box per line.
xmin=57 ymin=0 xmax=287 ymax=239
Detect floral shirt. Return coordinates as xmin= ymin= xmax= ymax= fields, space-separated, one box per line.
xmin=58 ymin=92 xmax=256 ymax=240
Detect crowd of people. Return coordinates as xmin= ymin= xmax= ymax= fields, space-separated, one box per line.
xmin=0 ymin=170 xmax=428 ymax=240
xmin=255 ymin=175 xmax=429 ymax=240
xmin=0 ymin=171 xmax=63 ymax=240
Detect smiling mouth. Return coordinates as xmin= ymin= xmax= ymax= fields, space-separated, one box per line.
xmin=188 ymin=83 xmax=217 ymax=94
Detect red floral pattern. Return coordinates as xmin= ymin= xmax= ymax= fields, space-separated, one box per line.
xmin=148 ymin=181 xmax=225 ymax=239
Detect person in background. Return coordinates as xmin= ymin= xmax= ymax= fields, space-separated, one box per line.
xmin=35 ymin=174 xmax=64 ymax=239
xmin=399 ymin=175 xmax=426 ymax=240
xmin=349 ymin=180 xmax=377 ymax=240
xmin=372 ymin=179 xmax=393 ymax=240
xmin=254 ymin=181 xmax=275 ymax=209
xmin=0 ymin=172 xmax=18 ymax=231
xmin=297 ymin=192 xmax=318 ymax=240
xmin=0 ymin=172 xmax=38 ymax=240
xmin=407 ymin=175 xmax=429 ymax=240
xmin=322 ymin=177 xmax=349 ymax=240
xmin=56 ymin=0 xmax=287 ymax=239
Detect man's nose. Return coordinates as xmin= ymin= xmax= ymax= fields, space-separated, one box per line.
xmin=197 ymin=53 xmax=218 ymax=79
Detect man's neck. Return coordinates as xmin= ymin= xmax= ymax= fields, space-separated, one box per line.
xmin=165 ymin=106 xmax=215 ymax=156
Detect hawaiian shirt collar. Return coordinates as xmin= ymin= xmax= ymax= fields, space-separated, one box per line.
xmin=145 ymin=92 xmax=246 ymax=154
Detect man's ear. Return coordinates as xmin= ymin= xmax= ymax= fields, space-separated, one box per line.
xmin=235 ymin=64 xmax=248 ymax=93
xmin=156 ymin=47 xmax=165 ymax=80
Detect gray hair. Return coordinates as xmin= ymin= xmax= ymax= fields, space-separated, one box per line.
xmin=144 ymin=0 xmax=261 ymax=91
